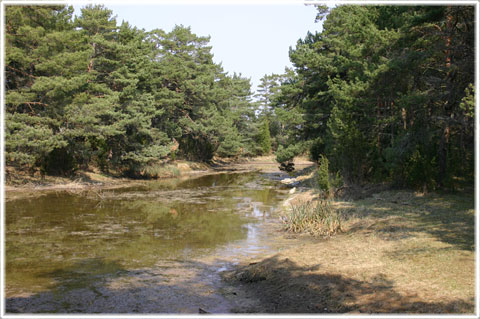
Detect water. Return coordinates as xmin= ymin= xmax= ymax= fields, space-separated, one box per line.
xmin=5 ymin=171 xmax=289 ymax=313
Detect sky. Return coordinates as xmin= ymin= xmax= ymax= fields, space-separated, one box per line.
xmin=71 ymin=1 xmax=325 ymax=92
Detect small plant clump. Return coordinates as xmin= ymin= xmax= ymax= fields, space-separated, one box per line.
xmin=141 ymin=164 xmax=180 ymax=179
xmin=275 ymin=144 xmax=301 ymax=164
xmin=282 ymin=200 xmax=343 ymax=237
xmin=315 ymin=154 xmax=344 ymax=198
xmin=316 ymin=154 xmax=331 ymax=195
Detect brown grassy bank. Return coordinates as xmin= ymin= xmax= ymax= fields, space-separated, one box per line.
xmin=4 ymin=161 xmax=213 ymax=191
xmin=223 ymin=188 xmax=475 ymax=314
xmin=4 ymin=155 xmax=312 ymax=191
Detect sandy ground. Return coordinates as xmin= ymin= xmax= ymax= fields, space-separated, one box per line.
xmin=4 ymin=156 xmax=311 ymax=200
xmin=4 ymin=161 xmax=209 ymax=191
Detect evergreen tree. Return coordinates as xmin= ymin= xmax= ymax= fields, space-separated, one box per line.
xmin=5 ymin=5 xmax=78 ymax=174
xmin=217 ymin=73 xmax=256 ymax=156
xmin=5 ymin=5 xmax=258 ymax=175
xmin=149 ymin=26 xmax=221 ymax=161
xmin=278 ymin=5 xmax=474 ymax=189
xmin=257 ymin=118 xmax=272 ymax=155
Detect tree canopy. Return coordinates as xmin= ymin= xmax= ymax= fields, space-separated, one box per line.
xmin=5 ymin=4 xmax=262 ymax=177
xmin=5 ymin=4 xmax=475 ymax=189
xmin=270 ymin=5 xmax=474 ymax=190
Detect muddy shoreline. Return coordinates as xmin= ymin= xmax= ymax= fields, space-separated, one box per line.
xmin=4 ymin=156 xmax=313 ymax=193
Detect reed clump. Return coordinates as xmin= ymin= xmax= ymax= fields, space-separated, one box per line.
xmin=282 ymin=200 xmax=343 ymax=237
xmin=142 ymin=164 xmax=180 ymax=179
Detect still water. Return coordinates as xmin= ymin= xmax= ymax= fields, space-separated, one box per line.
xmin=5 ymin=171 xmax=289 ymax=313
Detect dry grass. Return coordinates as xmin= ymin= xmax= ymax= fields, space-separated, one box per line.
xmin=5 ymin=161 xmax=211 ymax=195
xmin=225 ymin=155 xmax=315 ymax=174
xmin=141 ymin=164 xmax=181 ymax=179
xmin=224 ymin=190 xmax=475 ymax=314
xmin=281 ymin=199 xmax=343 ymax=237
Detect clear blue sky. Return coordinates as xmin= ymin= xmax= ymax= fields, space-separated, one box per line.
xmin=72 ymin=1 xmax=324 ymax=92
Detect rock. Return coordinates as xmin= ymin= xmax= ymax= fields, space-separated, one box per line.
xmin=199 ymin=308 xmax=210 ymax=314
xmin=279 ymin=162 xmax=295 ymax=172
xmin=281 ymin=178 xmax=297 ymax=185
xmin=281 ymin=178 xmax=300 ymax=187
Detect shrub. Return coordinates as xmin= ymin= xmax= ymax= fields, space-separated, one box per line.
xmin=257 ymin=118 xmax=272 ymax=155
xmin=282 ymin=200 xmax=343 ymax=237
xmin=275 ymin=144 xmax=300 ymax=164
xmin=309 ymin=137 xmax=324 ymax=162
xmin=404 ymin=148 xmax=436 ymax=191
xmin=141 ymin=164 xmax=180 ymax=179
xmin=315 ymin=154 xmax=344 ymax=198
xmin=332 ymin=171 xmax=344 ymax=189
xmin=43 ymin=147 xmax=77 ymax=176
xmin=316 ymin=154 xmax=330 ymax=194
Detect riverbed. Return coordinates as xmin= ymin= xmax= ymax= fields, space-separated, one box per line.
xmin=5 ymin=157 xmax=475 ymax=314
xmin=5 ymin=169 xmax=299 ymax=313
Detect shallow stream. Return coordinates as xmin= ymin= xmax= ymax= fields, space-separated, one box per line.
xmin=5 ymin=171 xmax=291 ymax=313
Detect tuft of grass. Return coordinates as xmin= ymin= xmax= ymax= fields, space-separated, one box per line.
xmin=142 ymin=164 xmax=180 ymax=179
xmin=282 ymin=200 xmax=343 ymax=237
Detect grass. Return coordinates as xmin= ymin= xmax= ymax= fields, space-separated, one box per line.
xmin=5 ymin=160 xmax=210 ymax=188
xmin=282 ymin=199 xmax=343 ymax=237
xmin=141 ymin=164 xmax=181 ymax=179
xmin=227 ymin=189 xmax=475 ymax=313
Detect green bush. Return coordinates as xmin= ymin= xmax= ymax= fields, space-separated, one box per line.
xmin=43 ymin=147 xmax=77 ymax=176
xmin=275 ymin=144 xmax=300 ymax=163
xmin=404 ymin=148 xmax=436 ymax=191
xmin=282 ymin=200 xmax=342 ymax=237
xmin=141 ymin=164 xmax=180 ymax=179
xmin=316 ymin=154 xmax=330 ymax=193
xmin=309 ymin=137 xmax=324 ymax=162
xmin=331 ymin=171 xmax=344 ymax=189
xmin=257 ymin=118 xmax=272 ymax=155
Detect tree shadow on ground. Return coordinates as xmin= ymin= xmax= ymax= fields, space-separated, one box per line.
xmin=5 ymin=257 xmax=233 ymax=314
xmin=343 ymin=191 xmax=474 ymax=251
xmin=416 ymin=194 xmax=475 ymax=251
xmin=6 ymin=254 xmax=475 ymax=314
xmin=222 ymin=255 xmax=475 ymax=314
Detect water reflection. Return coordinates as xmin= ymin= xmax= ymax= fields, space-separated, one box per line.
xmin=5 ymin=172 xmax=286 ymax=297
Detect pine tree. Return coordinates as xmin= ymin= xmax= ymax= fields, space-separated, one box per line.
xmin=257 ymin=118 xmax=272 ymax=155
xmin=5 ymin=5 xmax=260 ymax=175
xmin=5 ymin=5 xmax=78 ymax=173
xmin=277 ymin=4 xmax=474 ymax=188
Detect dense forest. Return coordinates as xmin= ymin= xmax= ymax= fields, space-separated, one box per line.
xmin=5 ymin=4 xmax=264 ymax=178
xmin=5 ymin=5 xmax=475 ymax=190
xmin=268 ymin=5 xmax=475 ymax=191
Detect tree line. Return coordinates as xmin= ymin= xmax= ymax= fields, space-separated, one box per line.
xmin=5 ymin=4 xmax=270 ymax=177
xmin=5 ymin=4 xmax=475 ymax=190
xmin=265 ymin=5 xmax=474 ymax=190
